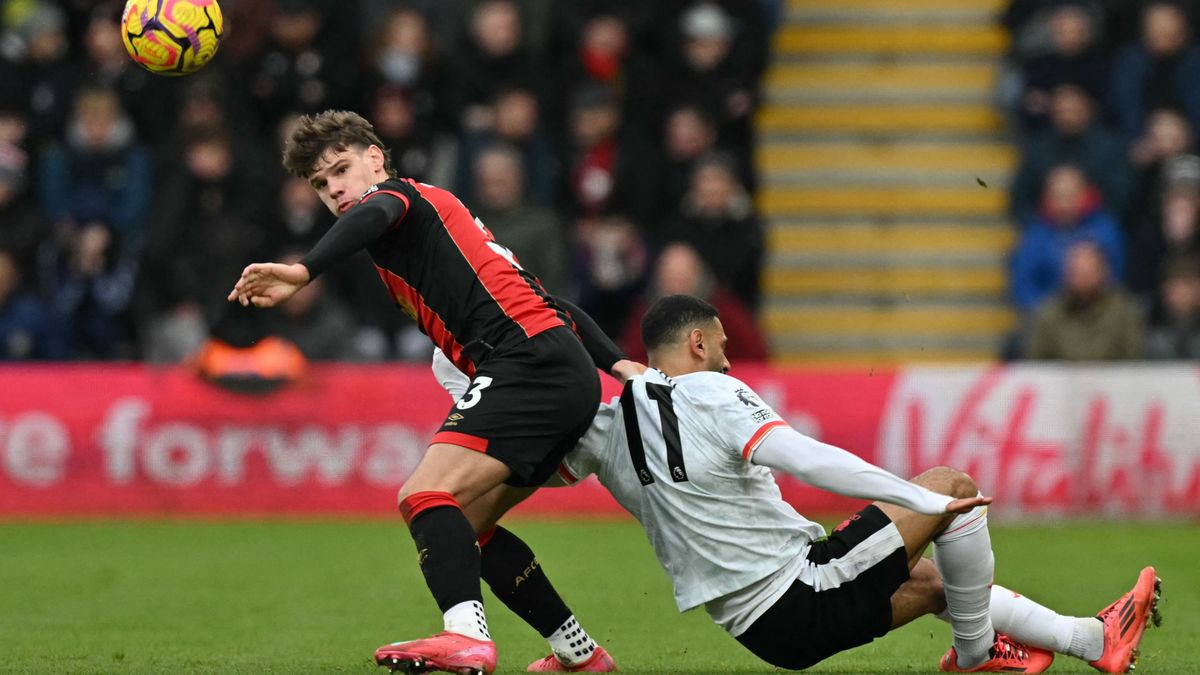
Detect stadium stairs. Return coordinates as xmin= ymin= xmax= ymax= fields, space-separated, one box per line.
xmin=758 ymin=0 xmax=1017 ymax=365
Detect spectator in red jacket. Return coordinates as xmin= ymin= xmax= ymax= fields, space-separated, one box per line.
xmin=620 ymin=241 xmax=768 ymax=363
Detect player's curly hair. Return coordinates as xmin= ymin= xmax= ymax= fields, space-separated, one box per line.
xmin=281 ymin=110 xmax=395 ymax=179
xmin=642 ymin=294 xmax=720 ymax=353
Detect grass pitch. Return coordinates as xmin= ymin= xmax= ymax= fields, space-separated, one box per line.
xmin=0 ymin=518 xmax=1195 ymax=674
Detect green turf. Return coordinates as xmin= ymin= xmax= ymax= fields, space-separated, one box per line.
xmin=0 ymin=518 xmax=1195 ymax=674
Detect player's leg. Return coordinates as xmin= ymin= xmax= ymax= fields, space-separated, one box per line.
xmin=914 ymin=558 xmax=1161 ymax=673
xmin=464 ymin=486 xmax=614 ymax=672
xmin=379 ymin=327 xmax=602 ymax=673
xmin=399 ymin=443 xmax=513 ymax=638
xmin=376 ymin=444 xmax=511 ymax=674
xmin=985 ymin=581 xmax=1106 ymax=662
xmin=877 ymin=467 xmax=1052 ymax=673
xmin=897 ymin=558 xmax=1101 ymax=659
xmin=888 ymin=557 xmax=947 ymax=628
xmin=876 ymin=467 xmax=996 ymax=669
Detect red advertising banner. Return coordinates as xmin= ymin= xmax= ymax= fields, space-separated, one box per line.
xmin=1 ymin=364 xmax=1197 ymax=518
xmin=878 ymin=366 xmax=1200 ymax=518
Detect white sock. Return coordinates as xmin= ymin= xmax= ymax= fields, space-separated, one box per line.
xmin=988 ymin=585 xmax=1104 ymax=661
xmin=933 ymin=502 xmax=995 ymax=669
xmin=547 ymin=615 xmax=597 ymax=666
xmin=444 ymin=600 xmax=490 ymax=641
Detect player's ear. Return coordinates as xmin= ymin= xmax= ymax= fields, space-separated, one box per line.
xmin=689 ymin=327 xmax=706 ymax=359
xmin=366 ymin=144 xmax=385 ymax=171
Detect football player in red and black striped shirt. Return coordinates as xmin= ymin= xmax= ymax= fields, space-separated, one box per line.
xmin=229 ymin=111 xmax=634 ymax=673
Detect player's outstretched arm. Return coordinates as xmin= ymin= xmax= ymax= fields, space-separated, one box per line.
xmin=298 ymin=193 xmax=407 ymax=280
xmin=610 ymin=359 xmax=647 ymax=384
xmin=945 ymin=495 xmax=993 ymax=514
xmin=227 ymin=262 xmax=310 ymax=307
xmin=554 ymin=296 xmax=644 ymax=382
xmin=751 ymin=426 xmax=973 ymax=515
xmin=228 ymin=194 xmax=405 ymax=308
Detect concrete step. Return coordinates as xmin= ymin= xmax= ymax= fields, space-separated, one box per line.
xmin=764 ymin=264 xmax=1007 ymax=296
xmin=760 ymin=141 xmax=1013 ymax=187
xmin=764 ymin=171 xmax=1009 ymax=189
xmin=758 ymin=185 xmax=1007 ymax=217
xmin=766 ymin=63 xmax=997 ymax=105
xmin=771 ymin=53 xmax=999 ymax=68
xmin=774 ymin=24 xmax=1008 ymax=57
xmin=767 ymin=87 xmax=993 ymax=106
xmin=769 ymin=223 xmax=1015 ymax=256
xmin=766 ymin=174 xmax=1011 ymax=190
xmin=758 ymin=103 xmax=1004 ymax=134
xmin=769 ymin=344 xmax=1002 ymax=366
xmin=764 ymin=305 xmax=1015 ymax=335
xmin=761 ymin=130 xmax=1013 ymax=146
xmin=771 ymin=214 xmax=1009 ymax=226
xmin=787 ymin=0 xmax=1006 ymax=10
xmin=788 ymin=3 xmax=1003 ymax=26
xmin=759 ymin=142 xmax=1014 ymax=174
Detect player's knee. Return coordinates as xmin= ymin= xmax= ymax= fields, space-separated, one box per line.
xmin=915 ymin=466 xmax=977 ymax=500
xmin=396 ymin=482 xmax=441 ymax=508
xmin=396 ymin=483 xmax=415 ymax=506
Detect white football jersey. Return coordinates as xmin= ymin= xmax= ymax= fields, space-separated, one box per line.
xmin=560 ymin=368 xmax=826 ymax=615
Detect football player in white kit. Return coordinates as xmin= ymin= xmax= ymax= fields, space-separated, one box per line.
xmin=436 ymin=295 xmax=1160 ymax=673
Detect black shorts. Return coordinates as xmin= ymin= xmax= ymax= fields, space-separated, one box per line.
xmin=431 ymin=326 xmax=601 ymax=487
xmin=735 ymin=505 xmax=910 ymax=670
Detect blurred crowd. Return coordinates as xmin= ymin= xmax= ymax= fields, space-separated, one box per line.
xmin=1000 ymin=0 xmax=1200 ymax=360
xmin=0 ymin=0 xmax=778 ymax=366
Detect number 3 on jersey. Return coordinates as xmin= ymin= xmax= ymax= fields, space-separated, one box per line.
xmin=620 ymin=381 xmax=688 ymax=485
xmin=457 ymin=376 xmax=493 ymax=410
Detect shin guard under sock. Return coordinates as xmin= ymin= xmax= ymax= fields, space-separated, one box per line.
xmin=402 ymin=491 xmax=485 ymax=619
xmin=479 ymin=526 xmax=571 ymax=636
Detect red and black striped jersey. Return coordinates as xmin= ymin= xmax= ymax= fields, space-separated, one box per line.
xmin=360 ymin=178 xmax=571 ymax=375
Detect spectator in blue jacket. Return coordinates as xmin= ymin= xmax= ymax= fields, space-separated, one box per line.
xmin=1110 ymin=2 xmax=1200 ymax=138
xmin=1012 ymin=164 xmax=1127 ymax=312
xmin=38 ymin=219 xmax=139 ymax=359
xmin=0 ymin=247 xmax=68 ymax=360
xmin=37 ymin=87 xmax=153 ymax=248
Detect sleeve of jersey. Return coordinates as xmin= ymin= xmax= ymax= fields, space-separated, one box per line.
xmin=556 ymin=440 xmax=596 ymax=487
xmin=554 ymin=296 xmax=625 ymax=373
xmin=432 ymin=347 xmax=471 ymax=401
xmin=751 ymin=427 xmax=954 ymax=516
xmin=697 ymin=377 xmax=791 ymax=462
xmin=299 ymin=191 xmax=408 ymax=279
xmin=557 ymin=400 xmax=617 ymax=486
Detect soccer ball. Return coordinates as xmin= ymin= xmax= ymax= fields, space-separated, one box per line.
xmin=121 ymin=0 xmax=224 ymax=76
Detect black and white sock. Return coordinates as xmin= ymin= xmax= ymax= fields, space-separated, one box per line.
xmin=443 ymin=599 xmax=491 ymax=641
xmin=547 ymin=615 xmax=598 ymax=667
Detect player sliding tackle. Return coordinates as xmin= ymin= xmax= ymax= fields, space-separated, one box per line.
xmin=436 ymin=295 xmax=1162 ymax=674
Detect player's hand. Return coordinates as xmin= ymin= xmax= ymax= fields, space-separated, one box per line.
xmin=227 ymin=262 xmax=311 ymax=308
xmin=610 ymin=359 xmax=647 ymax=384
xmin=945 ymin=494 xmax=992 ymax=514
